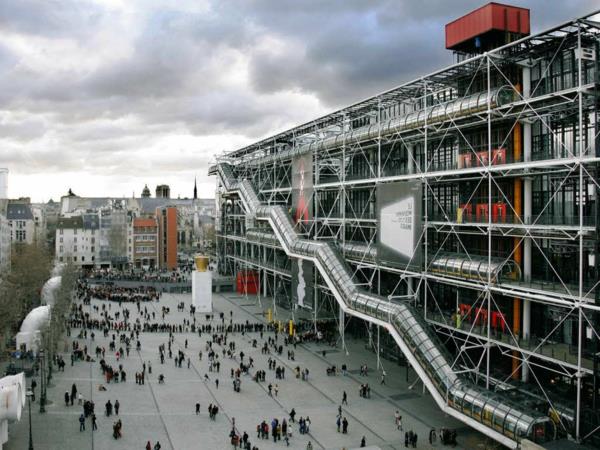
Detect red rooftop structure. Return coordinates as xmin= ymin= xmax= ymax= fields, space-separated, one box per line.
xmin=446 ymin=2 xmax=530 ymax=53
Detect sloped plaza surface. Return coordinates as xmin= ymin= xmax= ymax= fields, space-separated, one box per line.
xmin=6 ymin=291 xmax=493 ymax=450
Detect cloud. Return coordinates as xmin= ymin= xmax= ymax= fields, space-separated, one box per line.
xmin=0 ymin=0 xmax=596 ymax=201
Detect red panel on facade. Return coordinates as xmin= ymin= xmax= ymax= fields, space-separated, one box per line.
xmin=236 ymin=270 xmax=259 ymax=295
xmin=445 ymin=3 xmax=530 ymax=50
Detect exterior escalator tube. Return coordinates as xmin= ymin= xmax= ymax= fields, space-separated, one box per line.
xmin=212 ymin=162 xmax=556 ymax=448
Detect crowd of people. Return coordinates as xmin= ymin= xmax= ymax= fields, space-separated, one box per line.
xmin=85 ymin=267 xmax=192 ymax=283
xmin=77 ymin=282 xmax=161 ymax=304
xmin=54 ymin=270 xmax=465 ymax=449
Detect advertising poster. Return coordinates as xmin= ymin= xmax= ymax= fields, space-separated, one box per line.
xmin=377 ymin=181 xmax=422 ymax=269
xmin=291 ymin=153 xmax=314 ymax=309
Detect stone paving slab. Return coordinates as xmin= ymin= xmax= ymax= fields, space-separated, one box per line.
xmin=4 ymin=291 xmax=501 ymax=450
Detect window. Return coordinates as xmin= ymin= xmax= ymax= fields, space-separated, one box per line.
xmin=91 ymin=246 xmax=95 ymax=252
xmin=59 ymin=237 xmax=63 ymax=243
xmin=59 ymin=246 xmax=63 ymax=253
xmin=74 ymin=228 xmax=77 ymax=234
xmin=91 ymin=256 xmax=95 ymax=261
xmin=74 ymin=237 xmax=77 ymax=243
xmin=59 ymin=256 xmax=63 ymax=262
xmin=73 ymin=256 xmax=77 ymax=262
xmin=73 ymin=245 xmax=77 ymax=252
xmin=60 ymin=229 xmax=63 ymax=235
xmin=91 ymin=237 xmax=95 ymax=244
xmin=81 ymin=256 xmax=85 ymax=262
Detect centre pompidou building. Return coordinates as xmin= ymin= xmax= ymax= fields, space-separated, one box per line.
xmin=210 ymin=4 xmax=600 ymax=447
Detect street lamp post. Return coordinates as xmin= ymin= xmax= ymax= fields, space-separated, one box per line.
xmin=38 ymin=350 xmax=46 ymax=413
xmin=26 ymin=389 xmax=34 ymax=450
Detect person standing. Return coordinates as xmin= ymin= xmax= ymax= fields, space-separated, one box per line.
xmin=342 ymin=417 xmax=348 ymax=434
xmin=146 ymin=441 xmax=152 ymax=450
xmin=196 ymin=403 xmax=200 ymax=415
xmin=215 ymin=379 xmax=219 ymax=389
xmin=30 ymin=379 xmax=37 ymax=402
xmin=381 ymin=369 xmax=386 ymax=385
xmin=92 ymin=413 xmax=98 ymax=431
xmin=360 ymin=436 xmax=366 ymax=447
xmin=71 ymin=383 xmax=77 ymax=406
xmin=115 ymin=399 xmax=120 ymax=415
xmin=79 ymin=413 xmax=85 ymax=431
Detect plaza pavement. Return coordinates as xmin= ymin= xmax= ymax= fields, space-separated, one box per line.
xmin=5 ymin=291 xmax=501 ymax=450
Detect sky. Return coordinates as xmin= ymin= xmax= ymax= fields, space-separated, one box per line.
xmin=1 ymin=0 xmax=597 ymax=202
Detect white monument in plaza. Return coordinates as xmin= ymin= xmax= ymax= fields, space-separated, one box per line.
xmin=192 ymin=255 xmax=212 ymax=312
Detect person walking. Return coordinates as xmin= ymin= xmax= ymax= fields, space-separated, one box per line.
xmin=381 ymin=369 xmax=386 ymax=385
xmin=395 ymin=410 xmax=402 ymax=430
xmin=215 ymin=379 xmax=219 ymax=389
xmin=342 ymin=417 xmax=348 ymax=434
xmin=342 ymin=391 xmax=348 ymax=405
xmin=146 ymin=441 xmax=152 ymax=450
xmin=115 ymin=399 xmax=120 ymax=415
xmin=336 ymin=415 xmax=341 ymax=433
xmin=64 ymin=391 xmax=70 ymax=407
xmin=360 ymin=436 xmax=366 ymax=447
xmin=30 ymin=379 xmax=37 ymax=402
xmin=196 ymin=403 xmax=200 ymax=415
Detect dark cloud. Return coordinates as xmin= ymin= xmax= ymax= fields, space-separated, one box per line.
xmin=0 ymin=0 xmax=596 ymax=200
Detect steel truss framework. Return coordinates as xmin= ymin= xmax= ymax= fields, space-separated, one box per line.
xmin=213 ymin=11 xmax=600 ymax=445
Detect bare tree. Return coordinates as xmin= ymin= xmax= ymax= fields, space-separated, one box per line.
xmin=0 ymin=242 xmax=52 ymax=355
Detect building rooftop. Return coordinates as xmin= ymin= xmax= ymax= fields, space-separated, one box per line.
xmin=6 ymin=203 xmax=34 ymax=221
xmin=133 ymin=217 xmax=157 ymax=227
xmin=56 ymin=216 xmax=83 ymax=229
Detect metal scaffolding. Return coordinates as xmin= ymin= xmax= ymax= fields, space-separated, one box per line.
xmin=211 ymin=10 xmax=600 ymax=447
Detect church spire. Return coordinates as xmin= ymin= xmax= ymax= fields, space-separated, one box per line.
xmin=193 ymin=176 xmax=197 ymax=200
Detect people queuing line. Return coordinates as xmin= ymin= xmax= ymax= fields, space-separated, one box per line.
xmin=77 ymin=281 xmax=161 ymax=304
xmin=85 ymin=266 xmax=192 ymax=283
